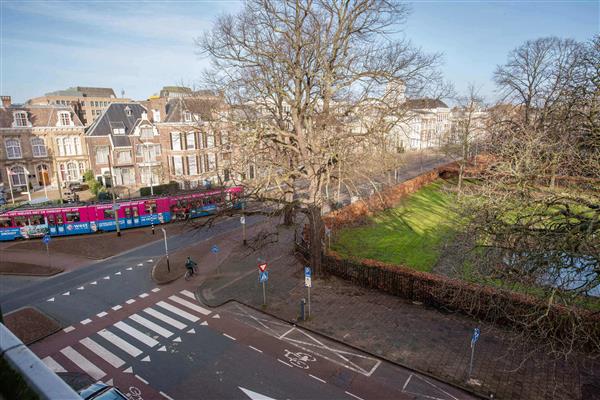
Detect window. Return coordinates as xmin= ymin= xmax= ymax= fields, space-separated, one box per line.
xmin=66 ymin=212 xmax=80 ymax=223
xmin=206 ymin=133 xmax=215 ymax=148
xmin=96 ymin=147 xmax=109 ymax=164
xmin=221 ymin=132 xmax=229 ymax=145
xmin=31 ymin=138 xmax=47 ymax=157
xmin=152 ymin=109 xmax=161 ymax=122
xmin=73 ymin=137 xmax=82 ymax=155
xmin=13 ymin=112 xmax=28 ymax=127
xmin=183 ymin=111 xmax=192 ymax=122
xmin=103 ymin=209 xmax=115 ymax=219
xmin=140 ymin=126 xmax=153 ymax=138
xmin=63 ymin=137 xmax=73 ymax=155
xmin=144 ymin=201 xmax=157 ymax=214
xmin=249 ymin=164 xmax=255 ymax=179
xmin=171 ymin=132 xmax=182 ymax=151
xmin=186 ymin=132 xmax=196 ymax=149
xmin=221 ymin=152 xmax=231 ymax=162
xmin=188 ymin=156 xmax=198 ymax=175
xmin=198 ymin=132 xmax=205 ymax=149
xmin=172 ymin=156 xmax=184 ymax=176
xmin=78 ymin=162 xmax=85 ymax=177
xmin=66 ymin=162 xmax=79 ymax=181
xmin=0 ymin=217 xmax=11 ymax=228
xmin=10 ymin=166 xmax=27 ymax=186
xmin=5 ymin=139 xmax=22 ymax=159
xmin=116 ymin=151 xmax=131 ymax=164
xmin=207 ymin=153 xmax=216 ymax=171
xmin=125 ymin=106 xmax=132 ymax=117
xmin=58 ymin=111 xmax=71 ymax=126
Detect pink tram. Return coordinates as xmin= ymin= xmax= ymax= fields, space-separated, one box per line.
xmin=0 ymin=186 xmax=243 ymax=241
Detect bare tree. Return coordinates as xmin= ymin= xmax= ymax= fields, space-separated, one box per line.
xmin=197 ymin=0 xmax=446 ymax=276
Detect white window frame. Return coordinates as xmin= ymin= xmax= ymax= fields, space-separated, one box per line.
xmin=10 ymin=165 xmax=27 ymax=186
xmin=73 ymin=137 xmax=82 ymax=155
xmin=171 ymin=132 xmax=182 ymax=151
xmin=152 ymin=109 xmax=161 ymax=122
xmin=13 ymin=112 xmax=29 ymax=127
xmin=5 ymin=138 xmax=22 ymax=159
xmin=183 ymin=111 xmax=192 ymax=122
xmin=206 ymin=133 xmax=215 ymax=148
xmin=31 ymin=137 xmax=47 ymax=157
xmin=188 ymin=156 xmax=198 ymax=175
xmin=186 ymin=132 xmax=196 ymax=150
xmin=140 ymin=126 xmax=154 ymax=139
xmin=58 ymin=111 xmax=72 ymax=126
xmin=172 ymin=155 xmax=184 ymax=176
xmin=95 ymin=146 xmax=109 ymax=164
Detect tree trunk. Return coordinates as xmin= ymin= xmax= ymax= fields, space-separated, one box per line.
xmin=308 ymin=204 xmax=323 ymax=277
xmin=283 ymin=191 xmax=294 ymax=225
xmin=458 ymin=163 xmax=464 ymax=194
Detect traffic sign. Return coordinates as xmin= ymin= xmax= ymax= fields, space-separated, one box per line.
xmin=42 ymin=234 xmax=51 ymax=245
xmin=258 ymin=263 xmax=267 ymax=272
xmin=471 ymin=327 xmax=480 ymax=346
xmin=240 ymin=216 xmax=246 ymax=224
xmin=211 ymin=244 xmax=220 ymax=254
xmin=305 ymin=276 xmax=312 ymax=288
xmin=259 ymin=271 xmax=268 ymax=283
xmin=304 ymin=266 xmax=311 ymax=277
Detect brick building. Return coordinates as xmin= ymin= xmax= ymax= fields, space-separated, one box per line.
xmin=0 ymin=96 xmax=88 ymax=192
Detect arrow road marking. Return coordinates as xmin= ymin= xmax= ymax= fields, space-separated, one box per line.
xmin=239 ymin=387 xmax=278 ymax=400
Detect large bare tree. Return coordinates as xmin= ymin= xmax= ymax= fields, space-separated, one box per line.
xmin=197 ymin=0 xmax=446 ymax=275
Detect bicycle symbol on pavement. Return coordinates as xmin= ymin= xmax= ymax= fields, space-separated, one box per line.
xmin=283 ymin=349 xmax=316 ymax=369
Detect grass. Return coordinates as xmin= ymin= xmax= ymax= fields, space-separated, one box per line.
xmin=331 ymin=180 xmax=462 ymax=272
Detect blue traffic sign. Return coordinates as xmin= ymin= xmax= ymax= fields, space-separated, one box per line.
xmin=259 ymin=271 xmax=269 ymax=283
xmin=211 ymin=244 xmax=220 ymax=254
xmin=471 ymin=327 xmax=480 ymax=345
xmin=42 ymin=234 xmax=51 ymax=245
xmin=304 ymin=266 xmax=311 ymax=277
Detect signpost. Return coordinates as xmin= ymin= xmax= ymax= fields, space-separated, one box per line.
xmin=241 ymin=202 xmax=247 ymax=246
xmin=468 ymin=327 xmax=480 ymax=380
xmin=211 ymin=244 xmax=220 ymax=254
xmin=258 ymin=262 xmax=268 ymax=306
xmin=324 ymin=226 xmax=331 ymax=251
xmin=304 ymin=266 xmax=312 ymax=318
xmin=43 ymin=234 xmax=51 ymax=269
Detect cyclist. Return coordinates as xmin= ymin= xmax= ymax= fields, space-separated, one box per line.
xmin=185 ymin=256 xmax=198 ymax=277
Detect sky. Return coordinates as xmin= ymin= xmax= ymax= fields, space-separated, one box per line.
xmin=1 ymin=0 xmax=598 ymax=104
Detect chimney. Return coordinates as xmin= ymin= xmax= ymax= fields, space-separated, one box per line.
xmin=1 ymin=96 xmax=11 ymax=108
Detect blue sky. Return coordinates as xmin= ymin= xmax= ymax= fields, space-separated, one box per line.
xmin=1 ymin=0 xmax=598 ymax=104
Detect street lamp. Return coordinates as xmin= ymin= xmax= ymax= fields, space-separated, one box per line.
xmin=160 ymin=228 xmax=170 ymax=272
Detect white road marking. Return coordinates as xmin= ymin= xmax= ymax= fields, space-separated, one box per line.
xmin=139 ymin=293 xmax=149 ymax=298
xmin=114 ymin=321 xmax=159 ymax=348
xmin=126 ymin=299 xmax=136 ymax=304
xmin=97 ymin=311 xmax=108 ymax=318
xmin=42 ymin=356 xmax=66 ymax=373
xmin=47 ymin=297 xmax=55 ymax=302
xmin=402 ymin=373 xmax=459 ymax=400
xmin=112 ymin=305 xmax=122 ymax=311
xmin=249 ymin=345 xmax=263 ymax=353
xmin=129 ymin=314 xmax=174 ymax=338
xmin=156 ymin=301 xmax=199 ymax=322
xmin=403 ymin=374 xmax=413 ymax=391
xmin=63 ymin=326 xmax=75 ymax=333
xmin=60 ymin=346 xmax=105 ymax=380
xmin=103 ymin=276 xmax=110 ymax=280
xmin=77 ymin=286 xmax=85 ymax=290
xmin=239 ymin=387 xmax=277 ymax=400
xmin=159 ymin=391 xmax=175 ymax=400
xmin=135 ymin=375 xmax=149 ymax=385
xmin=223 ymin=333 xmax=236 ymax=341
xmin=168 ymin=295 xmax=211 ymax=316
xmin=62 ymin=291 xmax=70 ymax=296
xmin=173 ymin=337 xmax=182 ymax=342
xmin=279 ymin=327 xmax=295 ymax=340
xmin=80 ymin=319 xmax=92 ymax=325
xmin=80 ymin=337 xmax=125 ymax=368
xmin=345 ymin=391 xmax=365 ymax=400
xmin=115 ymin=272 xmax=122 ymax=275
xmin=147 ymin=259 xmax=153 ymax=263
xmin=151 ymin=288 xmax=160 ymax=292
xmin=309 ymin=374 xmax=326 ymax=383
xmin=212 ymin=314 xmax=220 ymax=319
xmin=141 ymin=355 xmax=151 ymax=362
xmin=187 ymin=328 xmax=195 ymax=334
xmin=97 ymin=329 xmax=142 ymax=357
xmin=277 ymin=359 xmax=293 ymax=367
xmin=143 ymin=307 xmax=187 ymax=330
xmin=158 ymin=346 xmax=166 ymax=352
xmin=90 ymin=281 xmax=97 ymax=285
xmin=126 ymin=267 xmax=133 ymax=271
xmin=123 ymin=367 xmax=133 ymax=373
xmin=180 ymin=290 xmax=195 ymax=299
xmin=137 ymin=263 xmax=143 ymax=267
xmin=200 ymin=321 xmax=208 ymax=326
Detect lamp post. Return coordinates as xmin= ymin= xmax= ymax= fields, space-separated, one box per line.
xmin=107 ymin=153 xmax=121 ymax=237
xmin=160 ymin=228 xmax=170 ymax=272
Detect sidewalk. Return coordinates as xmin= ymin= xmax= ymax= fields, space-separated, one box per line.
xmin=153 ymin=219 xmax=600 ymax=400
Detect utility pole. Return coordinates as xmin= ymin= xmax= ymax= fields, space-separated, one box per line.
xmin=107 ymin=153 xmax=121 ymax=237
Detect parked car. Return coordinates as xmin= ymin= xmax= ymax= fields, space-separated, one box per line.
xmin=68 ymin=181 xmax=87 ymax=192
xmin=79 ymin=383 xmax=128 ymax=400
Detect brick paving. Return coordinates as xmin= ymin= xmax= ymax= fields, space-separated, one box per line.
xmin=188 ymin=221 xmax=600 ymax=400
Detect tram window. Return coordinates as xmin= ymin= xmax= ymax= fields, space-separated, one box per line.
xmin=66 ymin=212 xmax=80 ymax=223
xmin=0 ymin=218 xmax=11 ymax=228
xmin=56 ymin=214 xmax=64 ymax=225
xmin=47 ymin=214 xmax=55 ymax=226
xmin=14 ymin=216 xmax=27 ymax=227
xmin=30 ymin=214 xmax=44 ymax=225
xmin=144 ymin=201 xmax=157 ymax=214
xmin=103 ymin=209 xmax=115 ymax=219
xmin=132 ymin=207 xmax=139 ymax=218
xmin=124 ymin=207 xmax=132 ymax=218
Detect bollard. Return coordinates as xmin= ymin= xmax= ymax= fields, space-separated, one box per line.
xmin=300 ymin=298 xmax=306 ymax=321
xmin=151 ymin=223 xmax=155 ymax=235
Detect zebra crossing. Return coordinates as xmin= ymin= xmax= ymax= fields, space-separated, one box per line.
xmin=39 ymin=289 xmax=216 ymax=397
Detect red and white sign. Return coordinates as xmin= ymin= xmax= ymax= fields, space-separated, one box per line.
xmin=258 ymin=263 xmax=267 ymax=272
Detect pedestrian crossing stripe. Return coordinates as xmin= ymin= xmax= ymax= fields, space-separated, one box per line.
xmin=61 ymin=346 xmax=106 ymax=381
xmin=97 ymin=329 xmax=143 ymax=358
xmin=43 ymin=356 xmax=66 ymax=373
xmin=156 ymin=301 xmax=199 ymax=322
xmin=79 ymin=337 xmax=125 ymax=369
xmin=129 ymin=314 xmax=174 ymax=338
xmin=113 ymin=321 xmax=159 ymax=348
xmin=168 ymin=295 xmax=212 ymax=316
xmin=142 ymin=308 xmax=187 ymax=330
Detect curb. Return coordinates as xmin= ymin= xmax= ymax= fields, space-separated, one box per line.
xmin=197 ymin=292 xmax=489 ymax=400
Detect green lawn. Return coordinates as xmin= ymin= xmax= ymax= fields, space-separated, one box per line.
xmin=331 ymin=180 xmax=461 ymax=272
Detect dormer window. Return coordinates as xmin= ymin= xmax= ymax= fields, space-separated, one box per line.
xmin=152 ymin=109 xmax=161 ymax=122
xmin=125 ymin=106 xmax=132 ymax=117
xmin=140 ymin=126 xmax=153 ymax=138
xmin=58 ymin=111 xmax=72 ymax=126
xmin=110 ymin=121 xmax=126 ymax=135
xmin=184 ymin=111 xmax=192 ymax=122
xmin=13 ymin=111 xmax=28 ymax=127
